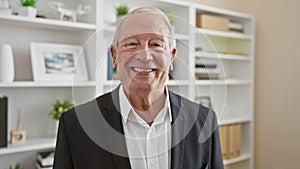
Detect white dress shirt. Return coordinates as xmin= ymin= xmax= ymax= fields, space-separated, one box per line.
xmin=119 ymin=85 xmax=172 ymax=169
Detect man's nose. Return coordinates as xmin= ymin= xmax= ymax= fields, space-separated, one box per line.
xmin=135 ymin=47 xmax=153 ymax=62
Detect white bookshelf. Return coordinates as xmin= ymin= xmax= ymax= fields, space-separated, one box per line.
xmin=0 ymin=0 xmax=98 ymax=168
xmin=197 ymin=28 xmax=252 ymax=40
xmin=98 ymin=3 xmax=254 ymax=169
xmin=223 ymin=154 xmax=252 ymax=166
xmin=196 ymin=52 xmax=252 ymax=61
xmin=0 ymin=138 xmax=55 ymax=156
xmin=0 ymin=15 xmax=96 ymax=31
xmin=0 ymin=81 xmax=96 ymax=88
xmin=0 ymin=0 xmax=254 ymax=168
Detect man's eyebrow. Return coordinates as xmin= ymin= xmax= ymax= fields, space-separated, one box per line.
xmin=149 ymin=35 xmax=167 ymax=42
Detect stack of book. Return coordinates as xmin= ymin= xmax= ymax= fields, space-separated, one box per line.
xmin=0 ymin=0 xmax=12 ymax=15
xmin=228 ymin=22 xmax=244 ymax=33
xmin=195 ymin=57 xmax=219 ymax=80
xmin=36 ymin=150 xmax=55 ymax=169
xmin=219 ymin=123 xmax=242 ymax=160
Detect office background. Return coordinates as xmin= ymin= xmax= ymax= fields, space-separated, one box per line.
xmin=188 ymin=0 xmax=300 ymax=168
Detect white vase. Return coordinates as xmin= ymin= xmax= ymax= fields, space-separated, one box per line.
xmin=18 ymin=6 xmax=37 ymax=18
xmin=0 ymin=44 xmax=15 ymax=82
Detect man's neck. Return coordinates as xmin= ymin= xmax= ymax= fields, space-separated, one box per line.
xmin=127 ymin=88 xmax=166 ymax=123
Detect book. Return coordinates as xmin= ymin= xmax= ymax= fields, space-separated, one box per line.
xmin=0 ymin=96 xmax=8 ymax=148
xmin=37 ymin=150 xmax=54 ymax=167
xmin=107 ymin=48 xmax=113 ymax=80
xmin=219 ymin=124 xmax=242 ymax=160
xmin=228 ymin=124 xmax=242 ymax=158
xmin=219 ymin=125 xmax=230 ymax=160
xmin=228 ymin=22 xmax=244 ymax=32
xmin=195 ymin=72 xmax=219 ymax=79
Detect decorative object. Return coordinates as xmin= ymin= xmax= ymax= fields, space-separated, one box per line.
xmin=115 ymin=4 xmax=129 ymax=25
xmin=0 ymin=96 xmax=8 ymax=148
xmin=9 ymin=163 xmax=24 ymax=169
xmin=37 ymin=150 xmax=55 ymax=169
xmin=18 ymin=0 xmax=37 ymax=18
xmin=30 ymin=42 xmax=88 ymax=82
xmin=0 ymin=0 xmax=12 ymax=15
xmin=167 ymin=14 xmax=175 ymax=32
xmin=50 ymin=99 xmax=74 ymax=136
xmin=49 ymin=100 xmax=75 ymax=120
xmin=116 ymin=4 xmax=129 ymax=17
xmin=0 ymin=44 xmax=14 ymax=82
xmin=10 ymin=109 xmax=26 ymax=145
xmin=48 ymin=1 xmax=91 ymax=22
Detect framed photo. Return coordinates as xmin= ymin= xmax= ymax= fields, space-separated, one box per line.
xmin=30 ymin=42 xmax=88 ymax=82
xmin=195 ymin=96 xmax=212 ymax=108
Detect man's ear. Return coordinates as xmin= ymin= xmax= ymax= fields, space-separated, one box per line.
xmin=110 ymin=45 xmax=117 ymax=69
xmin=170 ymin=48 xmax=177 ymax=70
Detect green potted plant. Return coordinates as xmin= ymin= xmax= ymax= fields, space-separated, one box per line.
xmin=50 ymin=99 xmax=75 ymax=136
xmin=116 ymin=4 xmax=129 ymax=17
xmin=50 ymin=100 xmax=75 ymax=120
xmin=18 ymin=0 xmax=37 ymax=18
xmin=167 ymin=14 xmax=176 ymax=33
xmin=9 ymin=163 xmax=23 ymax=169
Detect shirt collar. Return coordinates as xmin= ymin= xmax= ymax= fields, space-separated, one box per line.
xmin=119 ymin=85 xmax=172 ymax=124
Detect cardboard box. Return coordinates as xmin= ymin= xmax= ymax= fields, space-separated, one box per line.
xmin=196 ymin=13 xmax=229 ymax=31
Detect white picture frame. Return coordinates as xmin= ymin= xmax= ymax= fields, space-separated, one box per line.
xmin=30 ymin=42 xmax=88 ymax=82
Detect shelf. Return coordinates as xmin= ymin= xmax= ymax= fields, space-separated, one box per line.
xmin=197 ymin=28 xmax=252 ymax=40
xmin=102 ymin=80 xmax=189 ymax=86
xmin=223 ymin=154 xmax=252 ymax=166
xmin=174 ymin=33 xmax=190 ymax=41
xmin=219 ymin=116 xmax=252 ymax=126
xmin=103 ymin=25 xmax=189 ymax=40
xmin=167 ymin=80 xmax=189 ymax=86
xmin=194 ymin=3 xmax=253 ymax=20
xmin=196 ymin=52 xmax=251 ymax=61
xmin=195 ymin=79 xmax=251 ymax=86
xmin=0 ymin=15 xmax=96 ymax=31
xmin=0 ymin=81 xmax=96 ymax=88
xmin=0 ymin=138 xmax=55 ymax=156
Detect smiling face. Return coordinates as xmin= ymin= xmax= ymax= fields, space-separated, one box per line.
xmin=110 ymin=11 xmax=176 ymax=95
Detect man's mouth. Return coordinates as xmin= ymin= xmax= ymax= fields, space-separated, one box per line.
xmin=132 ymin=67 xmax=155 ymax=73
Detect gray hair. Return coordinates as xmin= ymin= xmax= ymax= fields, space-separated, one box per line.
xmin=112 ymin=7 xmax=176 ymax=49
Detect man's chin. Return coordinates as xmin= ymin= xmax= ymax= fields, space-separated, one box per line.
xmin=129 ymin=80 xmax=164 ymax=92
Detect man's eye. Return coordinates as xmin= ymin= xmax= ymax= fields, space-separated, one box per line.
xmin=124 ymin=43 xmax=138 ymax=49
xmin=152 ymin=43 xmax=163 ymax=47
xmin=150 ymin=42 xmax=165 ymax=50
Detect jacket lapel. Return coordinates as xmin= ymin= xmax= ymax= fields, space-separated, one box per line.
xmin=100 ymin=88 xmax=187 ymax=169
xmin=100 ymin=86 xmax=131 ymax=169
xmin=169 ymin=92 xmax=186 ymax=169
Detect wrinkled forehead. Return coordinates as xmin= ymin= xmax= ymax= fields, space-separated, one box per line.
xmin=118 ymin=12 xmax=170 ymax=43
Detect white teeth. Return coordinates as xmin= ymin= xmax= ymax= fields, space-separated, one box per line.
xmin=132 ymin=67 xmax=153 ymax=73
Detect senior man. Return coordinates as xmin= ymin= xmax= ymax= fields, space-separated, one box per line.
xmin=53 ymin=7 xmax=224 ymax=169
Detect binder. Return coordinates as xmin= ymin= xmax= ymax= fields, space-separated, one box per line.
xmin=0 ymin=96 xmax=8 ymax=148
xmin=228 ymin=124 xmax=242 ymax=158
xmin=219 ymin=125 xmax=229 ymax=159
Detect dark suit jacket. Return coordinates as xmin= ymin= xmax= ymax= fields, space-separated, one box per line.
xmin=53 ymin=87 xmax=224 ymax=169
